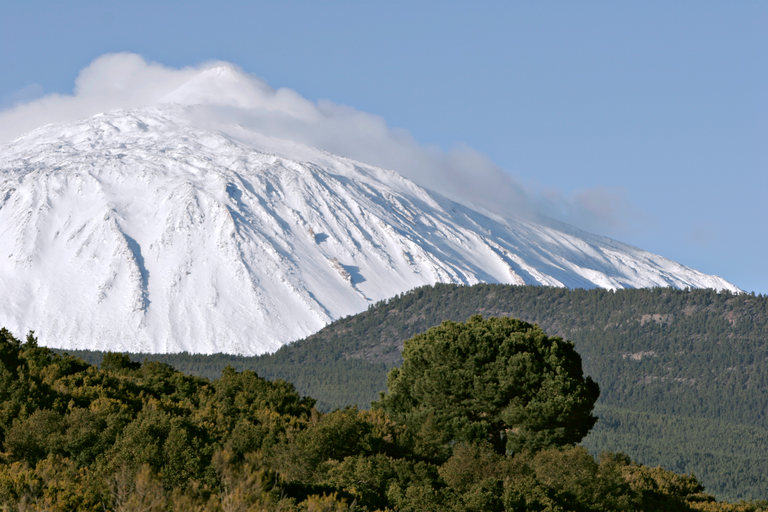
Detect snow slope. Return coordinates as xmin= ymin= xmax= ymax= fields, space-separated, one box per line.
xmin=0 ymin=105 xmax=738 ymax=354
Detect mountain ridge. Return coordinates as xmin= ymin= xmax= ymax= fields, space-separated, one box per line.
xmin=0 ymin=105 xmax=739 ymax=354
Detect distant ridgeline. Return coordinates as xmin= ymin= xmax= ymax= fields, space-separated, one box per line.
xmin=60 ymin=284 xmax=768 ymax=501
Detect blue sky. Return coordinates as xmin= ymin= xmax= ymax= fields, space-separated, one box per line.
xmin=1 ymin=2 xmax=766 ymax=293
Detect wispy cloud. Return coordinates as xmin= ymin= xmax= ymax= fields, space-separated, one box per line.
xmin=534 ymin=186 xmax=648 ymax=239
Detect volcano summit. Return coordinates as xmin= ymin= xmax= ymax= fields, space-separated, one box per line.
xmin=0 ymin=59 xmax=738 ymax=355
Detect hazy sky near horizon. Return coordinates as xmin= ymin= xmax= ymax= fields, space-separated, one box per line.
xmin=1 ymin=2 xmax=766 ymax=293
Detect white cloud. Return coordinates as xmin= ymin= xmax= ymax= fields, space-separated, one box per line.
xmin=534 ymin=186 xmax=647 ymax=239
xmin=0 ymin=54 xmax=203 ymax=142
xmin=0 ymin=52 xmax=632 ymax=231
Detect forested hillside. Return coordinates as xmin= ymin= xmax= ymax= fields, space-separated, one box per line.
xmin=2 ymin=323 xmax=765 ymax=511
xmin=60 ymin=285 xmax=768 ymax=501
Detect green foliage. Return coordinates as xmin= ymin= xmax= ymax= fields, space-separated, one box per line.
xmin=377 ymin=315 xmax=600 ymax=460
xmin=100 ymin=352 xmax=140 ymax=373
xmin=583 ymin=404 xmax=768 ymax=502
xmin=47 ymin=285 xmax=768 ymax=501
xmin=65 ymin=284 xmax=762 ymax=500
xmin=0 ymin=324 xmax=765 ymax=510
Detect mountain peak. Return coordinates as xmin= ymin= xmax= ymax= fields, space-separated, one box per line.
xmin=160 ymin=64 xmax=267 ymax=109
xmin=0 ymin=107 xmax=739 ymax=354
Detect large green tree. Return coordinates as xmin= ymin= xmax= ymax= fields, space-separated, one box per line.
xmin=376 ymin=315 xmax=600 ymax=460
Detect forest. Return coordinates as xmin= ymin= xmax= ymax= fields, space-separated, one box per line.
xmin=63 ymin=284 xmax=768 ymax=501
xmin=1 ymin=318 xmax=766 ymax=511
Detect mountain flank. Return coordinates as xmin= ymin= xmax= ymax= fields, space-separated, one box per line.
xmin=0 ymin=103 xmax=737 ymax=355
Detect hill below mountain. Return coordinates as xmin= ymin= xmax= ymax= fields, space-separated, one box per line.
xmin=62 ymin=284 xmax=768 ymax=500
xmin=3 ymin=326 xmax=764 ymax=511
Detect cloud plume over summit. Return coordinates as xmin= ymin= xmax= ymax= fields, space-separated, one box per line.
xmin=0 ymin=54 xmax=531 ymax=219
xmin=0 ymin=53 xmax=635 ymax=230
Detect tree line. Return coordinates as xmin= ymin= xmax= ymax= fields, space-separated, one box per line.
xmin=59 ymin=284 xmax=768 ymax=500
xmin=3 ymin=319 xmax=766 ymax=511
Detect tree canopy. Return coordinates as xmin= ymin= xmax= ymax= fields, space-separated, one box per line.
xmin=376 ymin=315 xmax=600 ymax=460
xmin=0 ymin=324 xmax=763 ymax=510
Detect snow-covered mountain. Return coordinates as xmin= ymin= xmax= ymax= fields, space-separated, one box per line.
xmin=0 ymin=104 xmax=738 ymax=354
